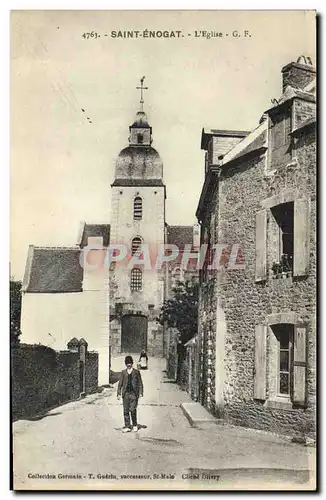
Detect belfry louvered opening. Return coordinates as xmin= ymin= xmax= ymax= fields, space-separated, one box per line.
xmin=133 ymin=196 xmax=143 ymax=220
xmin=131 ymin=237 xmax=142 ymax=256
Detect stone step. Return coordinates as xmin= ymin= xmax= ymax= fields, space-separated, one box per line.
xmin=181 ymin=402 xmax=223 ymax=427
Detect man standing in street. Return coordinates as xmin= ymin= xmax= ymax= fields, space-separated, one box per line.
xmin=117 ymin=355 xmax=144 ymax=433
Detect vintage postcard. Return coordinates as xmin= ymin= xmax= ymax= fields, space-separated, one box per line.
xmin=10 ymin=10 xmax=317 ymax=491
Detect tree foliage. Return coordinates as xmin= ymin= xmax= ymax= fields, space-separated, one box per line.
xmin=10 ymin=280 xmax=22 ymax=347
xmin=157 ymin=277 xmax=199 ymax=345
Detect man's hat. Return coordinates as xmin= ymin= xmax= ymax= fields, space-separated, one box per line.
xmin=125 ymin=356 xmax=133 ymax=365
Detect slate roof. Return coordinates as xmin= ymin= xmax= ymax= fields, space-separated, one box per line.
xmin=166 ymin=225 xmax=194 ymax=247
xmin=222 ymin=120 xmax=268 ymax=167
xmin=115 ymin=146 xmax=163 ymax=180
xmin=230 ymin=129 xmax=267 ymax=162
xmin=265 ymin=85 xmax=316 ymax=114
xmin=79 ymin=223 xmax=110 ymax=248
xmin=130 ymin=111 xmax=151 ymax=129
xmin=24 ymin=247 xmax=83 ymax=293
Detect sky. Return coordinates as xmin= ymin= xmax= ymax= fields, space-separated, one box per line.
xmin=10 ymin=10 xmax=316 ymax=279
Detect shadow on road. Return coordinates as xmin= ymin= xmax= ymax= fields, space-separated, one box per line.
xmin=114 ymin=424 xmax=148 ymax=432
xmin=20 ymin=411 xmax=63 ymax=422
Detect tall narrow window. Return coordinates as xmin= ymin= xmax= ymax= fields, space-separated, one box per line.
xmin=131 ymin=237 xmax=142 ymax=256
xmin=272 ymin=202 xmax=294 ymax=271
xmin=137 ymin=133 xmax=143 ymax=144
xmin=272 ymin=324 xmax=294 ymax=396
xmin=172 ymin=267 xmax=183 ymax=289
xmin=133 ymin=197 xmax=143 ymax=220
xmin=130 ymin=268 xmax=142 ymax=292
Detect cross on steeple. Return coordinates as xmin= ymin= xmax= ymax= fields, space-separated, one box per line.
xmin=136 ymin=76 xmax=148 ymax=111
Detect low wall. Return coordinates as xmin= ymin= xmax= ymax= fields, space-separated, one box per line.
xmin=11 ymin=343 xmax=98 ymax=421
xmin=166 ymin=327 xmax=178 ymax=380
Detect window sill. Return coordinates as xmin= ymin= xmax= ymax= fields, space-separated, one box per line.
xmin=285 ymin=158 xmax=298 ymax=168
xmin=271 ymin=271 xmax=293 ymax=279
xmin=264 ymin=397 xmax=293 ymax=410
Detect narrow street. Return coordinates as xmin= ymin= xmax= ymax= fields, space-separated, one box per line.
xmin=13 ymin=357 xmax=315 ymax=491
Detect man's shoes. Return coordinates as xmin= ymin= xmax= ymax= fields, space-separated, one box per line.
xmin=132 ymin=426 xmax=138 ymax=432
xmin=122 ymin=427 xmax=131 ymax=433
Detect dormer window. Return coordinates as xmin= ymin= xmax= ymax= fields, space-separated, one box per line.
xmin=269 ymin=106 xmax=292 ymax=168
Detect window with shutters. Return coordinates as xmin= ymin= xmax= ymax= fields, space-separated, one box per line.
xmin=131 ymin=236 xmax=142 ymax=256
xmin=133 ymin=197 xmax=143 ymax=220
xmin=272 ymin=324 xmax=294 ymax=397
xmin=130 ymin=268 xmax=142 ymax=292
xmin=261 ymin=321 xmax=308 ymax=408
xmin=271 ymin=202 xmax=294 ymax=274
xmin=259 ymin=196 xmax=310 ymax=280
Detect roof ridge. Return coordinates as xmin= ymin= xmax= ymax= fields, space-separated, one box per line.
xmin=33 ymin=246 xmax=80 ymax=250
xmin=222 ymin=120 xmax=267 ymax=165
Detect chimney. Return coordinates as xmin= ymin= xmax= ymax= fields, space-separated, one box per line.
xmin=281 ymin=55 xmax=315 ymax=92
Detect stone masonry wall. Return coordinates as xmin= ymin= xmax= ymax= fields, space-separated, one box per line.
xmin=224 ymin=130 xmax=314 ymax=435
xmin=199 ymin=124 xmax=316 ymax=437
xmin=12 ymin=343 xmax=99 ymax=421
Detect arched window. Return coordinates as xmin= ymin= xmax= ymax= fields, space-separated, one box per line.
xmin=131 ymin=236 xmax=142 ymax=255
xmin=133 ymin=197 xmax=143 ymax=220
xmin=130 ymin=268 xmax=142 ymax=292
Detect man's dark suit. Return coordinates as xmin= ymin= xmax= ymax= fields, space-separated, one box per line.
xmin=117 ymin=368 xmax=144 ymax=398
xmin=117 ymin=368 xmax=144 ymax=428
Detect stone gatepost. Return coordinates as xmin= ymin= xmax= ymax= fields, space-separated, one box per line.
xmin=79 ymin=338 xmax=88 ymax=397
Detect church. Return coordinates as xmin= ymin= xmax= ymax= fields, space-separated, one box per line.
xmin=20 ymin=78 xmax=198 ymax=385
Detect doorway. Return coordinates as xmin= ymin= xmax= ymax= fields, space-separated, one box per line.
xmin=121 ymin=314 xmax=148 ymax=353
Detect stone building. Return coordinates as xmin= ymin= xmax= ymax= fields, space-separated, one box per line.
xmin=20 ymin=80 xmax=198 ymax=383
xmin=196 ymin=56 xmax=316 ymax=437
xmin=163 ymin=225 xmax=200 ymax=382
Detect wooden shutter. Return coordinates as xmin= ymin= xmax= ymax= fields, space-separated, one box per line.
xmin=293 ymin=325 xmax=307 ymax=405
xmin=293 ymin=198 xmax=310 ymax=276
xmin=255 ymin=210 xmax=267 ymax=281
xmin=254 ymin=324 xmax=267 ymax=400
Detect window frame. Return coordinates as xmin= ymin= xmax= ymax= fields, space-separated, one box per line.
xmin=271 ymin=202 xmax=294 ymax=272
xmin=272 ymin=323 xmax=294 ymax=400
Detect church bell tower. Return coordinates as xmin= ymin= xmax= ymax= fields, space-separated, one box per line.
xmin=109 ymin=77 xmax=166 ymax=357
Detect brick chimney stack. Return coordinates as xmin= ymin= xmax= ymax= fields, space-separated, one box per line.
xmin=281 ymin=55 xmax=316 ymax=92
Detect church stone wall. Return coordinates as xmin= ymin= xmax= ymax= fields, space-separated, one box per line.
xmin=110 ymin=185 xmax=165 ymax=246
